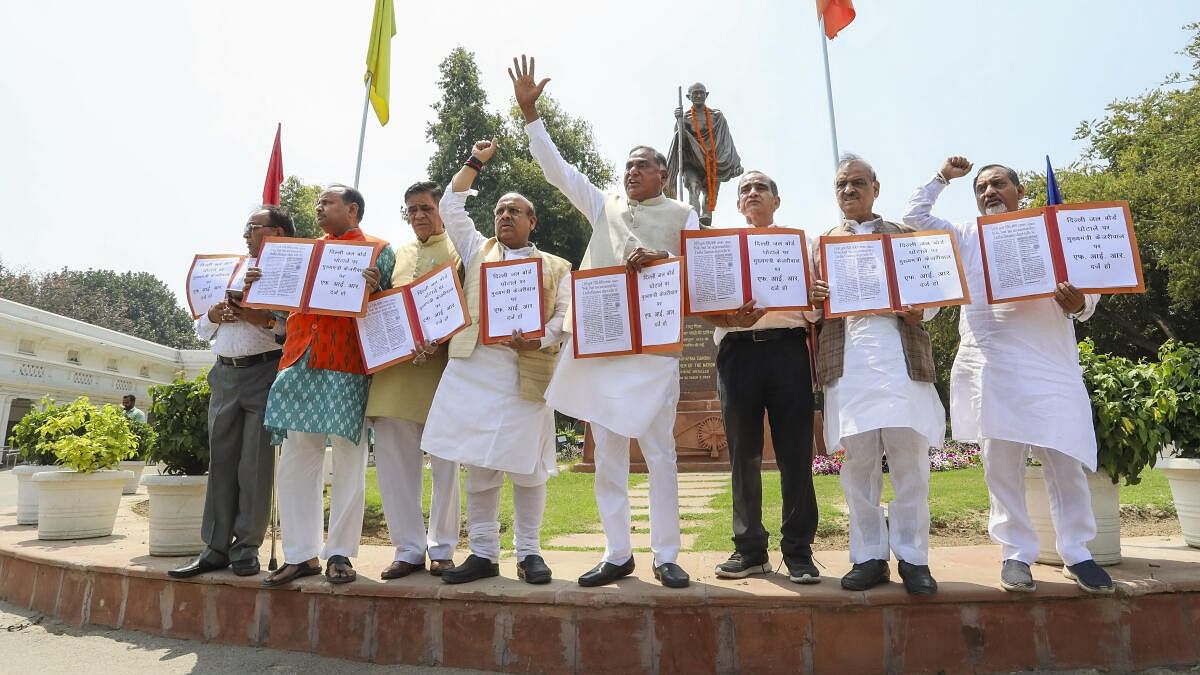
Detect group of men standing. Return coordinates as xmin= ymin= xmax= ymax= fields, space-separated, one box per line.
xmin=169 ymin=53 xmax=1114 ymax=598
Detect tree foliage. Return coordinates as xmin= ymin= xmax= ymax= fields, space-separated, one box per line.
xmin=280 ymin=175 xmax=323 ymax=239
xmin=425 ymin=47 xmax=615 ymax=267
xmin=1022 ymin=23 xmax=1200 ymax=357
xmin=0 ymin=261 xmax=206 ymax=349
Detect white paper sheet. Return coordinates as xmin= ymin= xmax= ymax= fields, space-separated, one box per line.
xmin=636 ymin=260 xmax=683 ymax=349
xmin=1057 ymin=206 xmax=1139 ymax=290
xmin=573 ymin=272 xmax=634 ymax=356
xmin=245 ymin=240 xmax=316 ymax=309
xmin=980 ymin=215 xmax=1057 ymax=301
xmin=684 ymin=233 xmax=744 ymax=313
xmin=823 ymin=238 xmax=892 ymax=315
xmin=482 ymin=260 xmax=543 ymax=339
xmin=305 ymin=242 xmax=376 ymax=314
xmin=746 ymin=231 xmax=809 ymax=309
xmin=186 ymin=255 xmax=242 ymax=318
xmin=356 ymin=292 xmax=417 ymax=372
xmin=226 ymin=257 xmax=255 ymax=295
xmin=409 ymin=265 xmax=467 ymax=343
xmin=889 ymin=233 xmax=966 ymax=306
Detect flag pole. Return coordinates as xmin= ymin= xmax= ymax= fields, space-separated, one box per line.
xmin=676 ymin=86 xmax=685 ymax=199
xmin=818 ymin=16 xmax=840 ymax=171
xmin=353 ymin=75 xmax=371 ymax=189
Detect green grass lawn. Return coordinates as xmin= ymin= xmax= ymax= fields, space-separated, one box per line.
xmin=353 ymin=464 xmax=1175 ymax=552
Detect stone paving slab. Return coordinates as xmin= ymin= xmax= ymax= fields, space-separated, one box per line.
xmin=627 ymin=487 xmax=721 ymax=499
xmin=629 ymin=496 xmax=711 ymax=508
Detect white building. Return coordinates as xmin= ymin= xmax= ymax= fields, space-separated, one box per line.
xmin=0 ymin=298 xmax=211 ymax=443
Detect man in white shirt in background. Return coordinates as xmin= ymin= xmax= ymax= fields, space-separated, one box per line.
xmin=170 ymin=206 xmax=291 ymax=579
xmin=706 ymin=171 xmax=822 ymax=584
xmin=810 ymin=155 xmax=945 ymax=595
xmin=423 ymin=139 xmax=571 ymax=586
xmin=512 ymin=55 xmax=699 ymax=589
xmin=903 ymin=156 xmax=1113 ymax=595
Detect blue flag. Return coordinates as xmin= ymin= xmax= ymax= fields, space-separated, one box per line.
xmin=1045 ymin=155 xmax=1064 ymax=205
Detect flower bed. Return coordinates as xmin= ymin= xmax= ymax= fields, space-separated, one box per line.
xmin=812 ymin=440 xmax=981 ymax=476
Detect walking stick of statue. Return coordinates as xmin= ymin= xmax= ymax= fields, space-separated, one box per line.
xmin=676 ymin=86 xmax=685 ymax=199
xmin=268 ymin=443 xmax=280 ymax=571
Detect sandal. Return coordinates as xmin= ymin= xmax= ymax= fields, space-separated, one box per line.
xmin=325 ymin=555 xmax=357 ymax=585
xmin=262 ymin=559 xmax=320 ymax=587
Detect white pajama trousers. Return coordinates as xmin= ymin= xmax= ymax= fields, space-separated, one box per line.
xmin=839 ymin=428 xmax=931 ymax=565
xmin=277 ymin=430 xmax=367 ymax=564
xmin=465 ymin=466 xmax=546 ymax=563
xmin=591 ymin=398 xmax=681 ymax=566
xmin=982 ymin=438 xmax=1096 ymax=566
xmin=372 ymin=417 xmax=461 ymax=564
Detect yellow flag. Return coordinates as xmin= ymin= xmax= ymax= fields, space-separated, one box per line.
xmin=364 ymin=0 xmax=395 ymax=126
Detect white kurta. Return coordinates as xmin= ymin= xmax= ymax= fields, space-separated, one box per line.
xmin=420 ymin=189 xmax=569 ymax=478
xmin=903 ymin=177 xmax=1100 ymax=470
xmin=821 ymin=219 xmax=946 ymax=451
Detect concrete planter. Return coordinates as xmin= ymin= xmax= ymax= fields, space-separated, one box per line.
xmin=1157 ymin=456 xmax=1200 ymax=548
xmin=13 ymin=464 xmax=61 ymax=525
xmin=33 ymin=469 xmax=133 ymax=540
xmin=1025 ymin=465 xmax=1121 ymax=566
xmin=119 ymin=460 xmax=146 ymax=495
xmin=143 ymin=474 xmax=208 ymax=556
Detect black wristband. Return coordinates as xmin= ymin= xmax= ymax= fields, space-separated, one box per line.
xmin=465 ymin=156 xmax=484 ymax=172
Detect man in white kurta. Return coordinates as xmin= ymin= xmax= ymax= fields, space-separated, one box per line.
xmin=903 ymin=157 xmax=1113 ymax=595
xmin=511 ymin=56 xmax=699 ymax=588
xmin=810 ymin=157 xmax=945 ymax=595
xmin=422 ymin=139 xmax=571 ymax=586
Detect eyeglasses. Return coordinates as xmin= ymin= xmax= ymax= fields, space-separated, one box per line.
xmin=243 ymin=223 xmax=274 ymax=236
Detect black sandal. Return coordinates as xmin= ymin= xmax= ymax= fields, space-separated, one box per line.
xmin=262 ymin=560 xmax=320 ymax=587
xmin=325 ymin=555 xmax=357 ymax=585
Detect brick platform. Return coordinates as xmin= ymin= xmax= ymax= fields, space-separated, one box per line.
xmin=2 ymin=500 xmax=1199 ymax=674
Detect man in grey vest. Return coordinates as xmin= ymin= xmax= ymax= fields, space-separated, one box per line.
xmin=170 ymin=206 xmax=291 ymax=579
xmin=512 ymin=55 xmax=699 ymax=589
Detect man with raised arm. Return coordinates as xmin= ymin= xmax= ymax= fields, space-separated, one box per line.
xmin=706 ymin=171 xmax=822 ymax=584
xmin=902 ymin=157 xmax=1113 ymax=595
xmin=511 ymin=55 xmax=699 ymax=589
xmin=366 ymin=181 xmax=462 ymax=581
xmin=422 ymin=139 xmax=571 ymax=586
xmin=808 ymin=155 xmax=945 ymax=595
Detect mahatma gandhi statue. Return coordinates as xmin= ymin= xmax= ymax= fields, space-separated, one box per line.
xmin=666 ymin=82 xmax=743 ymax=225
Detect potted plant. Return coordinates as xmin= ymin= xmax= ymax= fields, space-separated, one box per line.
xmin=8 ymin=397 xmax=66 ymax=525
xmin=1154 ymin=340 xmax=1200 ymax=547
xmin=143 ymin=373 xmax=211 ymax=556
xmin=32 ymin=397 xmax=136 ymax=540
xmin=119 ymin=419 xmax=157 ymax=495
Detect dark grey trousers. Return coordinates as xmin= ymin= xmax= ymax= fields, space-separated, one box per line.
xmin=200 ymin=356 xmax=279 ymax=564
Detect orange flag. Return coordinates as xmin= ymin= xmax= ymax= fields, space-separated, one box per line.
xmin=816 ymin=0 xmax=856 ymax=39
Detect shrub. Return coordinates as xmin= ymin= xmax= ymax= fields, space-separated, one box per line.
xmin=148 ymin=373 xmax=210 ymax=476
xmin=7 ymin=396 xmax=63 ymax=466
xmin=127 ymin=419 xmax=158 ymax=461
xmin=1156 ymin=340 xmax=1200 ymax=459
xmin=37 ymin=397 xmax=137 ymax=473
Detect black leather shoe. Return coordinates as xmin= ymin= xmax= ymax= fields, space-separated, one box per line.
xmin=168 ymin=557 xmax=229 ymax=579
xmin=441 ymin=554 xmax=499 ymax=585
xmin=517 ymin=554 xmax=553 ymax=585
xmin=654 ymin=562 xmax=690 ymax=589
xmin=897 ymin=560 xmax=937 ymax=595
xmin=840 ymin=559 xmax=889 ymax=591
xmin=231 ymin=558 xmax=261 ymax=577
xmin=577 ymin=557 xmax=635 ymax=587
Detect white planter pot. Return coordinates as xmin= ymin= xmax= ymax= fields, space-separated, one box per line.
xmin=119 ymin=460 xmax=146 ymax=495
xmin=143 ymin=474 xmax=208 ymax=556
xmin=33 ymin=470 xmax=133 ymax=540
xmin=14 ymin=464 xmax=62 ymax=525
xmin=1025 ymin=466 xmax=1121 ymax=566
xmin=1157 ymin=456 xmax=1200 ymax=548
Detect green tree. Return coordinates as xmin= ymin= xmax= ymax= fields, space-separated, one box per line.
xmin=1021 ymin=23 xmax=1200 ymax=357
xmin=280 ymin=175 xmax=323 ymax=239
xmin=0 ymin=262 xmax=205 ymax=349
xmin=425 ymin=47 xmax=615 ymax=266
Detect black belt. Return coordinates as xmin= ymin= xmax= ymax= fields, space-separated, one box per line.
xmin=723 ymin=327 xmax=807 ymax=343
xmin=217 ymin=350 xmax=283 ymax=368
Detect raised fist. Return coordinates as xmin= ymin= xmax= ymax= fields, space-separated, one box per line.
xmin=940 ymin=156 xmax=973 ymax=181
xmin=473 ymin=140 xmax=497 ymax=164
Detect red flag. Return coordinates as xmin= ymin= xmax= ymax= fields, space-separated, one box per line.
xmin=816 ymin=0 xmax=856 ymax=39
xmin=262 ymin=123 xmax=283 ymax=206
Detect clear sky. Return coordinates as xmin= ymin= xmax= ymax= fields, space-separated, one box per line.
xmin=1 ymin=1 xmax=1194 ymax=307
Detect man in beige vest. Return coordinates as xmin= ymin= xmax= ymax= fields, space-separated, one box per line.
xmin=422 ymin=139 xmax=572 ymax=586
xmin=809 ymin=155 xmax=945 ymax=595
xmin=366 ymin=181 xmax=462 ymax=580
xmin=512 ymin=55 xmax=699 ymax=589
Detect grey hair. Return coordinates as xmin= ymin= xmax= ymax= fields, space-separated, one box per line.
xmin=836 ymin=153 xmax=876 ymax=181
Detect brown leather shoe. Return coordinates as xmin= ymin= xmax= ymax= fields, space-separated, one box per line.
xmin=380 ymin=560 xmax=424 ymax=580
xmin=428 ymin=559 xmax=454 ymax=576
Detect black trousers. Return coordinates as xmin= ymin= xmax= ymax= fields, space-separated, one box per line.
xmin=716 ymin=330 xmax=817 ymax=558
